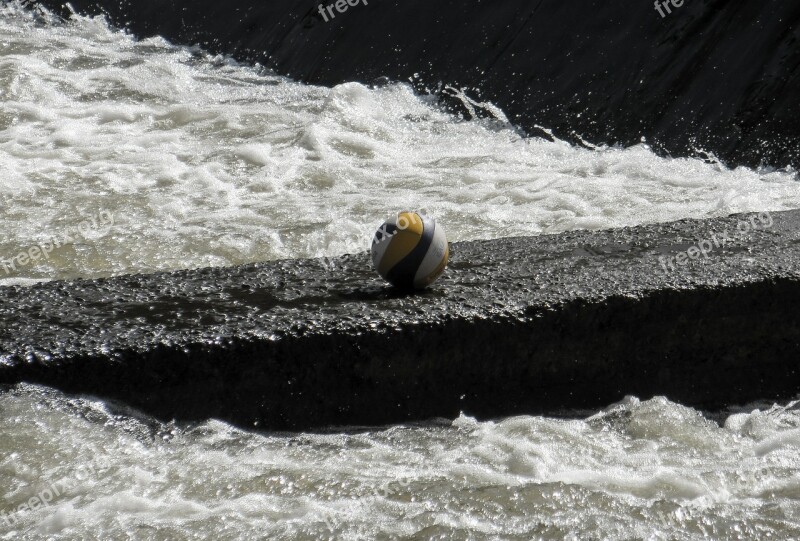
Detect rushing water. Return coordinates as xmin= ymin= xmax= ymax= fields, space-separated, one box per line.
xmin=1 ymin=4 xmax=799 ymax=287
xmin=3 ymin=385 xmax=800 ymax=540
xmin=2 ymin=3 xmax=800 ymax=539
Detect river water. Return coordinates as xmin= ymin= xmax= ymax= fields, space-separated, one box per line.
xmin=1 ymin=4 xmax=800 ymax=539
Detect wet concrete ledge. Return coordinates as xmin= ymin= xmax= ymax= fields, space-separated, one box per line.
xmin=35 ymin=0 xmax=800 ymax=170
xmin=1 ymin=211 xmax=800 ymax=429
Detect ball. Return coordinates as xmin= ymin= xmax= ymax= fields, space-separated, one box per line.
xmin=371 ymin=211 xmax=449 ymax=290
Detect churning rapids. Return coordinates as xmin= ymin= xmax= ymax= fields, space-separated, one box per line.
xmin=2 ymin=4 xmax=800 ymax=540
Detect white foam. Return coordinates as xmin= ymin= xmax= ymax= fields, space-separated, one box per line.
xmin=0 ymin=5 xmax=798 ymax=284
xmin=3 ymin=385 xmax=800 ymax=539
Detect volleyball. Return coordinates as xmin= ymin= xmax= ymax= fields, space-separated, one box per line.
xmin=371 ymin=211 xmax=449 ymax=290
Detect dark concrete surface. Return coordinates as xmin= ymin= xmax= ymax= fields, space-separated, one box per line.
xmin=1 ymin=211 xmax=799 ymax=429
xmin=34 ymin=0 xmax=800 ymax=170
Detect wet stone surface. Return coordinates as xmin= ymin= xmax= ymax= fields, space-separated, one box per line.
xmin=1 ymin=211 xmax=800 ymax=429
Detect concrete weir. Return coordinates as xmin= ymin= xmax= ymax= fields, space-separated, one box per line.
xmin=34 ymin=0 xmax=800 ymax=170
xmin=1 ymin=211 xmax=799 ymax=430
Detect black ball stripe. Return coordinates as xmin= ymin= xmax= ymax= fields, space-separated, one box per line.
xmin=386 ymin=213 xmax=436 ymax=289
